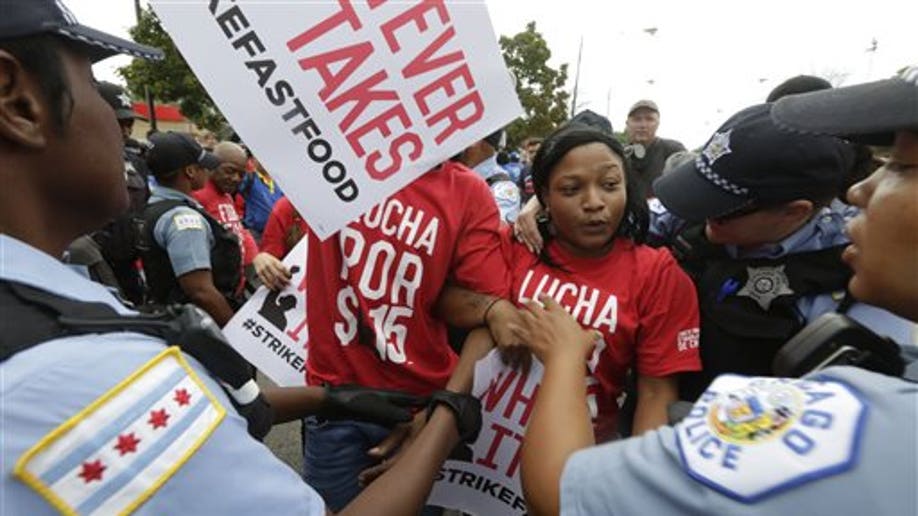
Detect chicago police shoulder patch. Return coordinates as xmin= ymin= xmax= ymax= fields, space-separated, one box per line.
xmin=675 ymin=375 xmax=866 ymax=503
xmin=14 ymin=347 xmax=225 ymax=515
xmin=172 ymin=212 xmax=205 ymax=231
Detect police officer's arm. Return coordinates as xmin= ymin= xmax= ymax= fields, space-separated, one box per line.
xmin=177 ymin=270 xmax=235 ymax=327
xmin=157 ymin=208 xmax=235 ymax=326
xmin=514 ymin=295 xmax=597 ymax=516
xmin=336 ymin=327 xmax=491 ymax=516
xmin=263 ymin=385 xmax=423 ymax=427
xmin=632 ymin=374 xmax=679 ymax=435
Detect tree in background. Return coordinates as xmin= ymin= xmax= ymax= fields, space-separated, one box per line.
xmin=500 ymin=22 xmax=570 ymax=147
xmin=118 ymin=7 xmax=227 ymax=131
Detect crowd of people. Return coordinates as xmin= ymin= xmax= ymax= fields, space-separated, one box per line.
xmin=1 ymin=1 xmax=916 ymax=515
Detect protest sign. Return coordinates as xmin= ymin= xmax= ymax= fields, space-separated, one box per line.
xmin=428 ymin=350 xmax=542 ymax=515
xmin=149 ymin=0 xmax=522 ymax=239
xmin=222 ymin=239 xmax=309 ymax=386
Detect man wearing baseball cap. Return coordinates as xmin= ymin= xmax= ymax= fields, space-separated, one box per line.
xmin=650 ymin=102 xmax=913 ymax=399
xmin=140 ymin=131 xmax=246 ymax=326
xmin=625 ymin=99 xmax=686 ymax=196
xmin=75 ymin=81 xmax=153 ymax=304
xmin=1 ymin=2 xmax=489 ymax=515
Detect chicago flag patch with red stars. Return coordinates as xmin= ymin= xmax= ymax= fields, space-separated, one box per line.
xmin=15 ymin=347 xmax=225 ymax=515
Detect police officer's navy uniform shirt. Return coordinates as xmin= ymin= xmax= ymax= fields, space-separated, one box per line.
xmin=149 ymin=185 xmax=215 ymax=276
xmin=648 ymin=199 xmax=916 ymax=345
xmin=0 ymin=235 xmax=325 ymax=514
xmin=473 ymin=154 xmax=521 ymax=224
xmin=560 ymin=367 xmax=918 ymax=515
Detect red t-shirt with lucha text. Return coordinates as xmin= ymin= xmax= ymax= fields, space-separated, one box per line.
xmin=306 ymin=162 xmax=510 ymax=395
xmin=503 ymin=231 xmax=701 ymax=440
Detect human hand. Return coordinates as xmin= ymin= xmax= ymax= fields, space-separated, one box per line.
xmin=484 ymin=299 xmax=532 ymax=372
xmin=358 ymin=410 xmax=426 ymax=486
xmin=510 ymin=295 xmax=598 ymax=366
xmin=514 ymin=196 xmax=545 ymax=255
xmin=320 ymin=385 xmax=427 ymax=427
xmin=252 ymin=252 xmax=291 ymax=291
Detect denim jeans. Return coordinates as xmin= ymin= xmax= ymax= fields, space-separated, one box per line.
xmin=302 ymin=416 xmax=390 ymax=512
xmin=302 ymin=417 xmax=445 ymax=515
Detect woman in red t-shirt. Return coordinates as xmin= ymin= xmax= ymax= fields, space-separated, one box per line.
xmin=505 ymin=125 xmax=701 ymax=441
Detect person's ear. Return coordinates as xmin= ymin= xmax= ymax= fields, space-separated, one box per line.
xmin=782 ymin=200 xmax=815 ymax=221
xmin=0 ymin=50 xmax=49 ymax=149
xmin=182 ymin=165 xmax=196 ymax=180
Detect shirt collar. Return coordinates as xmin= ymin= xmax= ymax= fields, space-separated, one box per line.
xmin=150 ymin=185 xmax=203 ymax=207
xmin=0 ymin=235 xmax=134 ymax=314
xmin=725 ymin=201 xmax=850 ymax=259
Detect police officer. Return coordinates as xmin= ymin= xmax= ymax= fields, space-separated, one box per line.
xmin=515 ymin=67 xmax=918 ymax=515
xmin=140 ymin=131 xmax=242 ymax=326
xmin=93 ymin=81 xmax=151 ymax=304
xmin=649 ymin=103 xmax=914 ymax=399
xmin=0 ymin=1 xmax=484 ymax=514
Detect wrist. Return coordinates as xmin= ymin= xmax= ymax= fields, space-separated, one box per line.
xmin=483 ymin=298 xmax=511 ymax=327
xmin=426 ymin=390 xmax=482 ymax=443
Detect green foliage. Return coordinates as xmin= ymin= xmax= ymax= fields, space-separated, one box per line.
xmin=499 ymin=22 xmax=569 ymax=147
xmin=118 ymin=7 xmax=226 ymax=130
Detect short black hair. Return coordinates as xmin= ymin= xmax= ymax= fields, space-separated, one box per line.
xmin=0 ymin=34 xmax=73 ymax=132
xmin=531 ymin=125 xmax=650 ymax=257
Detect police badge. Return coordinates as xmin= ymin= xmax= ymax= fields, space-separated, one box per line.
xmin=702 ymin=129 xmax=733 ymax=165
xmin=737 ymin=265 xmax=794 ymax=310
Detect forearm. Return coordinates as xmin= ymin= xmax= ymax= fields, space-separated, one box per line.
xmin=187 ymin=287 xmax=235 ymax=327
xmin=260 ymin=386 xmax=326 ymax=424
xmin=436 ymin=284 xmax=504 ymax=328
xmin=522 ymin=357 xmax=594 ymax=516
xmin=631 ymin=375 xmax=679 ymax=435
xmin=339 ymin=407 xmax=459 ymax=516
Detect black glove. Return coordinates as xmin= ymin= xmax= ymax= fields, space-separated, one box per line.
xmin=426 ymin=390 xmax=482 ymax=443
xmin=320 ymin=385 xmax=428 ymax=427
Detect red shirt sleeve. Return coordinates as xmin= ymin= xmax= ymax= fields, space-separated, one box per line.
xmin=448 ymin=164 xmax=511 ymax=298
xmin=261 ymin=197 xmax=291 ymax=259
xmin=634 ymin=248 xmax=702 ymax=377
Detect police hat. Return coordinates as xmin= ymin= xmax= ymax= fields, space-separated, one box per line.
xmin=97 ymin=81 xmax=144 ymax=121
xmin=653 ymin=103 xmax=854 ymax=222
xmin=0 ymin=0 xmax=163 ymax=62
xmin=146 ymin=132 xmax=220 ymax=179
xmin=772 ymin=66 xmax=918 ymax=146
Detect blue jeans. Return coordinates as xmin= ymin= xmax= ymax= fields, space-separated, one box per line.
xmin=302 ymin=417 xmax=444 ymax=515
xmin=302 ymin=417 xmax=390 ymax=512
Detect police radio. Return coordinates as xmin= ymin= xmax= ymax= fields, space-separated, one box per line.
xmin=772 ymin=313 xmax=905 ymax=378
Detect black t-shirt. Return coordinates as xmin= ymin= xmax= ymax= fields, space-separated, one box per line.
xmin=630 ymin=137 xmax=685 ymax=197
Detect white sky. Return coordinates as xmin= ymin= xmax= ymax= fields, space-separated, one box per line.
xmin=72 ymin=0 xmax=917 ymax=149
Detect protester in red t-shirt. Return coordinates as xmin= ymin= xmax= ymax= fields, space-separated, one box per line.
xmin=304 ymin=161 xmax=520 ymax=510
xmin=192 ymin=142 xmax=259 ymax=266
xmin=504 ymin=125 xmax=701 ymax=440
xmin=261 ymin=196 xmax=308 ymax=259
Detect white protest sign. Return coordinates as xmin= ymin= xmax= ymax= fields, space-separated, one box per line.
xmin=222 ymin=239 xmax=309 ymax=386
xmin=428 ymin=350 xmax=542 ymax=515
xmin=150 ymin=0 xmax=522 ymax=240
